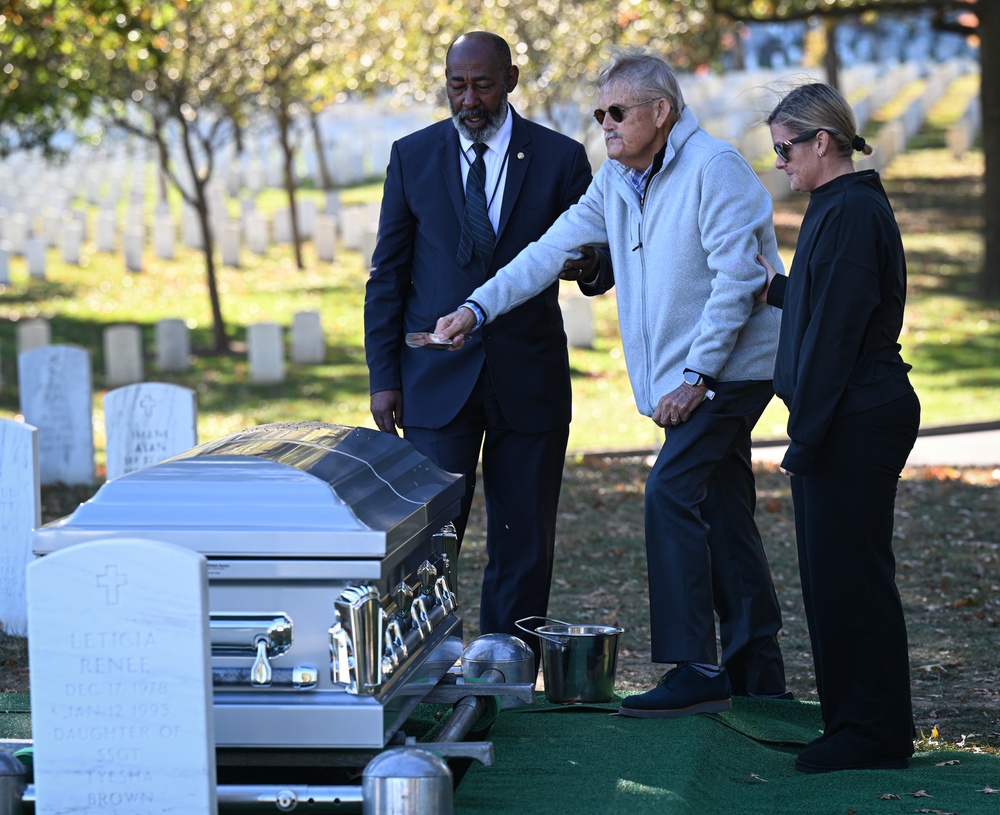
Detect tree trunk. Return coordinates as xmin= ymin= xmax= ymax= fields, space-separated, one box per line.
xmin=823 ymin=17 xmax=841 ymax=92
xmin=978 ymin=0 xmax=1000 ymax=296
xmin=309 ymin=108 xmax=333 ymax=192
xmin=179 ymin=118 xmax=229 ymax=353
xmin=278 ymin=105 xmax=304 ymax=270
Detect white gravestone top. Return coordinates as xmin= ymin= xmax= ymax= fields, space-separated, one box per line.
xmin=154 ymin=319 xmax=190 ymax=373
xmin=0 ymin=419 xmax=40 ymax=635
xmin=103 ymin=383 xmax=197 ymax=481
xmin=104 ymin=324 xmax=145 ymax=388
xmin=18 ymin=345 xmax=95 ymax=486
xmin=27 ymin=537 xmax=218 ymax=815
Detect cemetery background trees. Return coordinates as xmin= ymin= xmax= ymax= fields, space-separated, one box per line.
xmin=0 ymin=0 xmax=159 ymax=158
xmin=710 ymin=0 xmax=998 ymax=296
xmin=102 ymin=0 xmax=258 ymax=353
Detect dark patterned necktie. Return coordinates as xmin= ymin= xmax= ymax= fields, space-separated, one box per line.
xmin=457 ymin=143 xmax=495 ymax=269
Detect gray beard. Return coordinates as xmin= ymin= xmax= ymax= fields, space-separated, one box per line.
xmin=451 ymin=98 xmax=509 ymax=143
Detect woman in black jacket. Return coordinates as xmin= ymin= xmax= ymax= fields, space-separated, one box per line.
xmin=757 ymin=83 xmax=920 ymax=774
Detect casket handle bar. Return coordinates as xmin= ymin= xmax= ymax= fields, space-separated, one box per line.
xmin=329 ymin=556 xmax=458 ymax=696
xmin=208 ymin=613 xmax=293 ymax=688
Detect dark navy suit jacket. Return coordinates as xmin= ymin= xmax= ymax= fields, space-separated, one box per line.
xmin=364 ymin=108 xmax=596 ymax=432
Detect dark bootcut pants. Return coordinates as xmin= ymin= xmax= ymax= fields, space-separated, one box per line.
xmin=404 ymin=368 xmax=569 ymax=672
xmin=792 ymin=391 xmax=920 ymax=757
xmin=645 ymin=379 xmax=787 ymax=696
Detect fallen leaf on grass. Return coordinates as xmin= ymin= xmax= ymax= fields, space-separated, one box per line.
xmin=909 ymin=790 xmax=934 ymax=797
xmin=976 ymin=786 xmax=1000 ymax=794
xmin=742 ymin=772 xmax=768 ymax=783
xmin=876 ymin=792 xmax=901 ymax=800
xmin=935 ymin=759 xmax=961 ymax=766
xmin=913 ymin=810 xmax=957 ymax=815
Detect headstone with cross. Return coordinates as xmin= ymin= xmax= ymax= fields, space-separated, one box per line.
xmin=103 ymin=383 xmax=198 ymax=481
xmin=26 ymin=537 xmax=218 ymax=815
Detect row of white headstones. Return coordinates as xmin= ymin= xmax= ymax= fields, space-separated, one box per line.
xmin=4 ymin=309 xmax=326 ymax=390
xmin=0 ymin=194 xmax=383 ymax=279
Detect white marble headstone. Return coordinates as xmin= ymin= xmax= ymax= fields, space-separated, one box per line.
xmin=155 ymin=319 xmax=191 ymax=373
xmin=560 ymin=296 xmax=595 ymax=349
xmin=124 ymin=228 xmax=143 ymax=273
xmin=314 ymin=214 xmax=337 ymax=263
xmin=339 ymin=205 xmax=364 ymax=251
xmin=61 ymin=218 xmax=84 ymax=265
xmin=18 ymin=345 xmax=95 ymax=485
xmin=96 ymin=210 xmax=117 ymax=253
xmin=247 ymin=322 xmax=285 ymax=384
xmin=273 ymin=208 xmax=292 ymax=244
xmin=182 ymin=207 xmax=205 ymax=251
xmin=104 ymin=324 xmax=145 ymax=387
xmin=295 ymin=198 xmax=317 ymax=240
xmin=103 ymin=383 xmax=197 ymax=481
xmin=221 ymin=221 xmax=241 ymax=268
xmin=153 ymin=213 xmax=176 ymax=261
xmin=16 ymin=318 xmax=51 ymax=355
xmin=0 ymin=419 xmax=40 ymax=635
xmin=247 ymin=212 xmax=269 ymax=255
xmin=7 ymin=212 xmax=28 ymax=255
xmin=290 ymin=310 xmax=326 ymax=365
xmin=27 ymin=537 xmax=218 ymax=815
xmin=27 ymin=236 xmax=46 ymax=279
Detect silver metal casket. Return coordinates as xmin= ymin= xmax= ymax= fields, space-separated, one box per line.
xmin=33 ymin=422 xmax=465 ymax=752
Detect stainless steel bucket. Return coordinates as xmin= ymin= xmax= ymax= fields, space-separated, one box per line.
xmin=516 ymin=616 xmax=623 ymax=704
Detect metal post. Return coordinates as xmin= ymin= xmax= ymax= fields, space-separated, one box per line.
xmin=362 ymin=747 xmax=452 ymax=815
xmin=0 ymin=753 xmax=26 ymax=815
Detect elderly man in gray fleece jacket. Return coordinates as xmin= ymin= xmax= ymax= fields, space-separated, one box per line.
xmin=436 ymin=46 xmax=789 ymax=718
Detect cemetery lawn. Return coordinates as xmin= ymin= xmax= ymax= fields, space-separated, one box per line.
xmin=1 ymin=461 xmax=997 ymax=758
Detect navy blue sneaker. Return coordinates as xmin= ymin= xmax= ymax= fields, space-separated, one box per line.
xmin=619 ymin=664 xmax=732 ymax=718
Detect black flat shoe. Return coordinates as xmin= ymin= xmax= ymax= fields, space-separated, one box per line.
xmin=619 ymin=664 xmax=732 ymax=719
xmin=795 ymin=738 xmax=909 ymax=774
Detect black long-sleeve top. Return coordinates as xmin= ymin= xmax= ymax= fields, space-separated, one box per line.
xmin=766 ymin=169 xmax=915 ymax=474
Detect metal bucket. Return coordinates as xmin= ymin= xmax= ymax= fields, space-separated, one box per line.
xmin=516 ymin=616 xmax=623 ymax=704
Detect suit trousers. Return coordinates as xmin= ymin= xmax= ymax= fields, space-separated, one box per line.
xmin=403 ymin=366 xmax=569 ymax=671
xmin=792 ymin=390 xmax=920 ymax=756
xmin=644 ymin=379 xmax=787 ymax=696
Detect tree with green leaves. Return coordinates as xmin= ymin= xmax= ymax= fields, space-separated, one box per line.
xmin=98 ymin=0 xmax=262 ymax=352
xmin=0 ymin=0 xmax=160 ymax=158
xmin=710 ymin=0 xmax=998 ymax=296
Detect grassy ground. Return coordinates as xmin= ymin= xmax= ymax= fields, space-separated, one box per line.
xmin=2 ymin=74 xmax=997 ymax=752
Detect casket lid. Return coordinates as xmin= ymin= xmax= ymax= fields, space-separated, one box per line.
xmin=34 ymin=422 xmax=463 ymax=559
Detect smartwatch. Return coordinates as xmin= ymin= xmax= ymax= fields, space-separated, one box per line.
xmin=683 ymin=370 xmax=707 ymax=387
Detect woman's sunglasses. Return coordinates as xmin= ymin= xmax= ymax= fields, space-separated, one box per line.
xmin=773 ymin=129 xmax=822 ymax=161
xmin=593 ymin=98 xmax=661 ymax=125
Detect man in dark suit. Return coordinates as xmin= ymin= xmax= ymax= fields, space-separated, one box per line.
xmin=364 ymin=31 xmax=600 ymax=670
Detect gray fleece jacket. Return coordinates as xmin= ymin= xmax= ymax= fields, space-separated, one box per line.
xmin=467 ymin=107 xmax=782 ymax=417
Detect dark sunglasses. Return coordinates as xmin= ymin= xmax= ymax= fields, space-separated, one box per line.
xmin=773 ymin=129 xmax=822 ymax=161
xmin=593 ymin=98 xmax=661 ymax=125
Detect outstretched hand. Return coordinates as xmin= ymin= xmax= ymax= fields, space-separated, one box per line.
xmin=755 ymin=253 xmax=778 ymax=303
xmin=559 ymin=245 xmax=600 ymax=281
xmin=433 ymin=306 xmax=478 ymax=350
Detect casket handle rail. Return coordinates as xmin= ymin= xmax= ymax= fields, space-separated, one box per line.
xmin=329 ymin=560 xmax=458 ymax=695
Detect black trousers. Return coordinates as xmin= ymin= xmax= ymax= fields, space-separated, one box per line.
xmin=404 ymin=367 xmax=569 ymax=671
xmin=792 ymin=390 xmax=920 ymax=756
xmin=644 ymin=379 xmax=787 ymax=696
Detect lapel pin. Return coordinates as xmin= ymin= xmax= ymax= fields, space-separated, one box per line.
xmin=517 ymin=152 xmax=525 ymax=160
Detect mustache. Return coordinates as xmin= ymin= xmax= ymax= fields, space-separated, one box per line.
xmin=458 ymin=107 xmax=488 ymax=121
